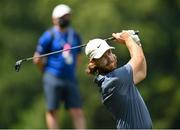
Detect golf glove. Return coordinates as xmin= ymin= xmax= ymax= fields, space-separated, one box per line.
xmin=122 ymin=30 xmax=140 ymax=42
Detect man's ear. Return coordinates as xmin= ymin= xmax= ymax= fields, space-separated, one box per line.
xmin=90 ymin=59 xmax=95 ymax=63
xmin=89 ymin=59 xmax=96 ymax=67
xmin=52 ymin=18 xmax=58 ymax=25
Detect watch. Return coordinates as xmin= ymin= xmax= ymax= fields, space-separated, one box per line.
xmin=136 ymin=42 xmax=142 ymax=47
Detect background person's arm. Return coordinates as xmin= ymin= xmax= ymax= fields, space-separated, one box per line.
xmin=75 ymin=32 xmax=83 ymax=67
xmin=112 ymin=32 xmax=147 ymax=85
xmin=33 ymin=30 xmax=53 ymax=72
xmin=77 ymin=54 xmax=81 ymax=66
xmin=33 ymin=52 xmax=44 ymax=72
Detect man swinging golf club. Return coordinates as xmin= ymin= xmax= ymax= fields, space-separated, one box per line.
xmin=85 ymin=30 xmax=152 ymax=129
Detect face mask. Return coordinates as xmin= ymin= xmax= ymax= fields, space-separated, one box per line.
xmin=58 ymin=18 xmax=70 ymax=28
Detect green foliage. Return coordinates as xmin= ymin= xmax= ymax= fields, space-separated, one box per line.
xmin=0 ymin=0 xmax=179 ymax=128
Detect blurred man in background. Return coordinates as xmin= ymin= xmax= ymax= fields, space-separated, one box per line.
xmin=33 ymin=4 xmax=86 ymax=129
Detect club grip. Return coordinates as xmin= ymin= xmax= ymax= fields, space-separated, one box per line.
xmin=105 ymin=30 xmax=139 ymax=41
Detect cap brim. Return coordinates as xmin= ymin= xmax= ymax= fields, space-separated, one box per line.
xmin=93 ymin=46 xmax=115 ymax=59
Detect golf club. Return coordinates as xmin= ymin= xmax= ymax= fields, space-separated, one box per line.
xmin=15 ymin=31 xmax=139 ymax=72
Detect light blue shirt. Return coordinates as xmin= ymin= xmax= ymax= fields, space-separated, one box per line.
xmin=95 ymin=64 xmax=152 ymax=129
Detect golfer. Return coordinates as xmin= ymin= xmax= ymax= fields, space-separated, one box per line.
xmin=33 ymin=4 xmax=86 ymax=129
xmin=85 ymin=31 xmax=152 ymax=129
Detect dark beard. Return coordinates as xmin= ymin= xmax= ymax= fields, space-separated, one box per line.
xmin=97 ymin=64 xmax=117 ymax=75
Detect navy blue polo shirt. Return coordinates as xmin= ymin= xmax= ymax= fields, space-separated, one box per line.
xmin=95 ymin=64 xmax=152 ymax=129
xmin=36 ymin=27 xmax=82 ymax=80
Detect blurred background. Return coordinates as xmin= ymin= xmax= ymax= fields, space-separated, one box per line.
xmin=0 ymin=0 xmax=180 ymax=128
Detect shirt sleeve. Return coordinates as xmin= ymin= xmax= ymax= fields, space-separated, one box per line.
xmin=112 ymin=63 xmax=134 ymax=85
xmin=36 ymin=31 xmax=52 ymax=54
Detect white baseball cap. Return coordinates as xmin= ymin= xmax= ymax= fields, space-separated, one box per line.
xmin=85 ymin=39 xmax=115 ymax=59
xmin=52 ymin=4 xmax=71 ymax=18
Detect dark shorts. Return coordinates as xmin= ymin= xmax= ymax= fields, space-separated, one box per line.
xmin=43 ymin=72 xmax=82 ymax=111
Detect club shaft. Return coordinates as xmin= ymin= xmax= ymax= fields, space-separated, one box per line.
xmin=22 ymin=30 xmax=139 ymax=61
xmin=25 ymin=44 xmax=87 ymax=61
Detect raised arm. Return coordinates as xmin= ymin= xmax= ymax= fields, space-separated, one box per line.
xmin=112 ymin=31 xmax=147 ymax=85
